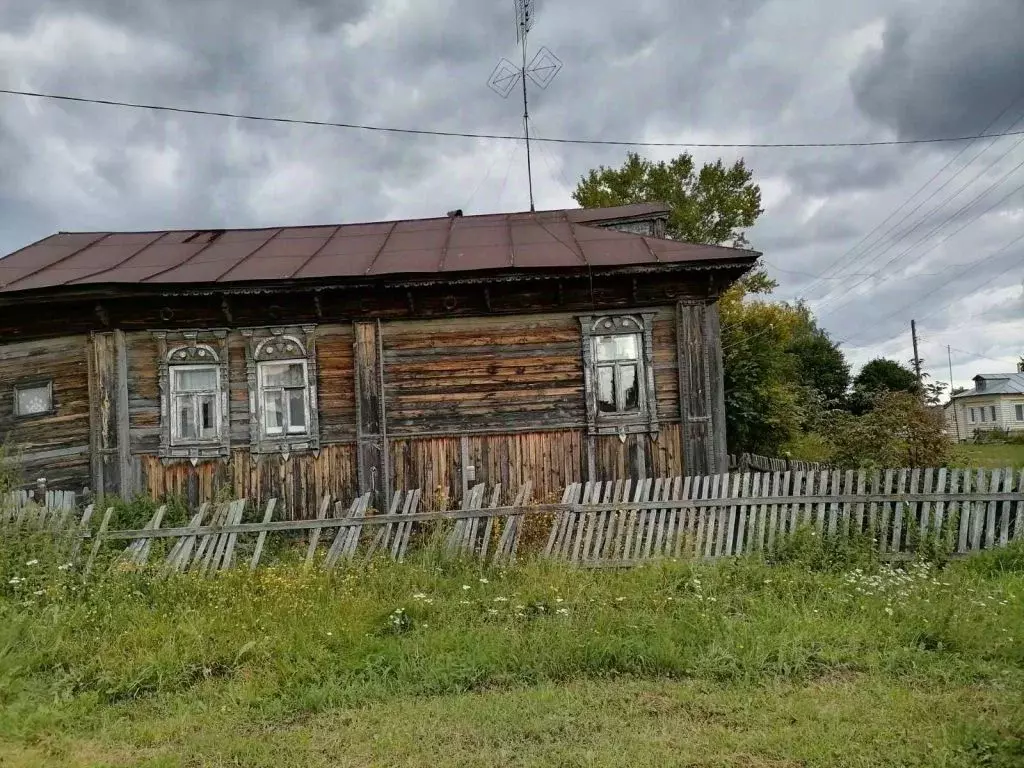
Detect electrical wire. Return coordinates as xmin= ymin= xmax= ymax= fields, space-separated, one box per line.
xmin=795 ymin=92 xmax=1024 ymax=296
xmin=6 ymin=86 xmax=1024 ymax=149
xmin=816 ymin=157 xmax=1024 ymax=321
xmin=841 ymin=228 xmax=1024 ymax=346
xmin=813 ymin=129 xmax=1024 ymax=313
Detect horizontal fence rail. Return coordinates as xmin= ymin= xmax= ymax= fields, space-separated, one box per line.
xmin=3 ymin=467 xmax=1022 ymax=575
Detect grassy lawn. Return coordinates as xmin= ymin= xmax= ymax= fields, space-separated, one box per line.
xmin=952 ymin=443 xmax=1024 ymax=470
xmin=2 ymin=532 xmax=1023 ymax=767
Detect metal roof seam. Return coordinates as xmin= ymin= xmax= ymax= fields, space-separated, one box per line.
xmin=288 ymin=224 xmax=343 ymax=279
xmin=214 ymin=228 xmax=288 ymax=282
xmin=505 ymin=214 xmax=515 ymax=267
xmin=66 ymin=231 xmax=171 ymax=285
xmin=1 ymin=232 xmax=111 ymax=290
xmin=640 ymin=236 xmax=661 ymax=263
xmin=437 ymin=215 xmax=458 ymax=272
xmin=364 ymin=220 xmax=399 ymax=276
xmin=141 ymin=230 xmax=232 ymax=283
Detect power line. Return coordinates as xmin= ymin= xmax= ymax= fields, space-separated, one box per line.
xmin=795 ymin=91 xmax=1024 ymax=297
xmin=7 ymin=86 xmax=1024 ymax=149
xmin=842 ymin=228 xmax=1024 ymax=345
xmin=813 ymin=125 xmax=1024 ymax=313
xmin=816 ymin=156 xmax=1024 ymax=321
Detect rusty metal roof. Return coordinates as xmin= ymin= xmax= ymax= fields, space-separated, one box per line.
xmin=0 ymin=205 xmax=755 ymax=295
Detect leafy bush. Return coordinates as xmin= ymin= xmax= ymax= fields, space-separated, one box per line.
xmin=822 ymin=392 xmax=951 ymax=469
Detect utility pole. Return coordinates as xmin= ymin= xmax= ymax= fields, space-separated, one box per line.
xmin=911 ymin=319 xmax=922 ymax=384
xmin=948 ymin=345 xmax=961 ymax=443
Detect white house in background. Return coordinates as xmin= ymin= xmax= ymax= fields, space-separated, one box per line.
xmin=945 ymin=365 xmax=1024 ymax=442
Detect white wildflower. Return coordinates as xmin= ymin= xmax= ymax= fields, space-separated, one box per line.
xmin=478 ymin=578 xmax=489 ymax=584
xmin=25 ymin=559 xmax=39 ymax=566
xmin=487 ymin=608 xmax=499 ymax=615
xmin=33 ymin=590 xmax=45 ymax=596
xmin=412 ymin=593 xmax=428 ymax=600
xmin=493 ymin=596 xmax=508 ymax=602
xmin=462 ymin=584 xmax=471 ymax=590
xmin=556 ymin=608 xmax=569 ymax=615
xmin=58 ymin=563 xmax=73 ymax=571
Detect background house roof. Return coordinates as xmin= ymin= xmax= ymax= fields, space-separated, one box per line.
xmin=952 ymin=372 xmax=1024 ymax=398
xmin=0 ymin=205 xmax=754 ymax=295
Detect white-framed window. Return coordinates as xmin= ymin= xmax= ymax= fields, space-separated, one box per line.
xmin=257 ymin=360 xmax=310 ymax=436
xmin=594 ymin=333 xmax=642 ymax=414
xmin=170 ymin=365 xmax=220 ymax=444
xmin=989 ymin=405 xmax=997 ymax=422
xmin=969 ymin=407 xmax=977 ymax=423
xmin=13 ymin=380 xmax=53 ymax=417
xmin=578 ymin=312 xmax=658 ymax=436
xmin=154 ymin=331 xmax=231 ymax=460
xmin=1016 ymin=404 xmax=1024 ymax=422
xmin=242 ymin=326 xmax=320 ymax=455
xmin=980 ymin=407 xmax=988 ymax=423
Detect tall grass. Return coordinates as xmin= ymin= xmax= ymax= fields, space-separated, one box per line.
xmin=2 ymin=521 xmax=1022 ymax=737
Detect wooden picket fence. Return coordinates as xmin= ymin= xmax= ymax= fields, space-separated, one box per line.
xmin=728 ymin=453 xmax=828 ymax=473
xmin=3 ymin=467 xmax=1022 ymax=576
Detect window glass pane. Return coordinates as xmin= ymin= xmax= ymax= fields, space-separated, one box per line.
xmin=595 ymin=334 xmax=639 ymax=362
xmin=990 ymin=406 xmax=997 ymax=421
xmin=264 ymin=390 xmax=285 ymax=433
xmin=173 ymin=367 xmax=217 ymax=392
xmin=620 ymin=364 xmax=639 ymax=410
xmin=16 ymin=385 xmax=51 ymax=415
xmin=1016 ymin=404 xmax=1024 ymax=421
xmin=287 ymin=389 xmax=307 ymax=431
xmin=263 ymin=363 xmax=305 ymax=387
xmin=597 ymin=366 xmax=616 ymax=413
xmin=199 ymin=395 xmax=217 ymax=438
xmin=614 ymin=335 xmax=639 ymax=360
xmin=176 ymin=395 xmax=197 ymax=440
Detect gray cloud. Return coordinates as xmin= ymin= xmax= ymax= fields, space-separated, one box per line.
xmin=0 ymin=0 xmax=1022 ymax=388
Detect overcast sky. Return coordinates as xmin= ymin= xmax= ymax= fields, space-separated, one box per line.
xmin=1 ymin=0 xmax=1022 ymax=388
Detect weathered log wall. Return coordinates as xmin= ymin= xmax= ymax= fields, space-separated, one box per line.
xmin=1 ymin=299 xmax=713 ymax=515
xmin=0 ymin=335 xmax=91 ymax=489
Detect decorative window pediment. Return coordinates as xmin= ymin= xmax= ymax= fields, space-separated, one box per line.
xmin=242 ymin=325 xmax=320 ymax=456
xmin=154 ymin=330 xmax=231 ymax=460
xmin=578 ymin=311 xmax=658 ymax=437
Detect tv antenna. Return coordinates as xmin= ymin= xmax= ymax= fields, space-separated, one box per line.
xmin=487 ymin=0 xmax=563 ymax=212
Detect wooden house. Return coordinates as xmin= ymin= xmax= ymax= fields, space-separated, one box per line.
xmin=0 ymin=203 xmax=757 ymax=515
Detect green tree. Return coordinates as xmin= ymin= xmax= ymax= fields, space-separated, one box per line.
xmin=850 ymin=358 xmax=920 ymax=414
xmin=787 ymin=305 xmax=850 ymax=408
xmin=572 ymin=152 xmax=763 ymax=246
xmin=573 ymin=152 xmax=852 ymax=455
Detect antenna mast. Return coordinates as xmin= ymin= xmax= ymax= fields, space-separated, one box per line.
xmin=488 ymin=0 xmax=562 ymax=212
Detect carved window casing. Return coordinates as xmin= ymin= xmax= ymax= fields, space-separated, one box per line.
xmin=242 ymin=325 xmax=320 ymax=456
xmin=154 ymin=330 xmax=230 ymax=460
xmin=578 ymin=312 xmax=658 ymax=437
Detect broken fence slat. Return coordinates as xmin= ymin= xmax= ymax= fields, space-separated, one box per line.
xmin=249 ymin=499 xmax=278 ymax=571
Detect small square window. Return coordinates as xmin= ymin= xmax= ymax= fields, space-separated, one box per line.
xmin=13 ymin=382 xmax=52 ymax=417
